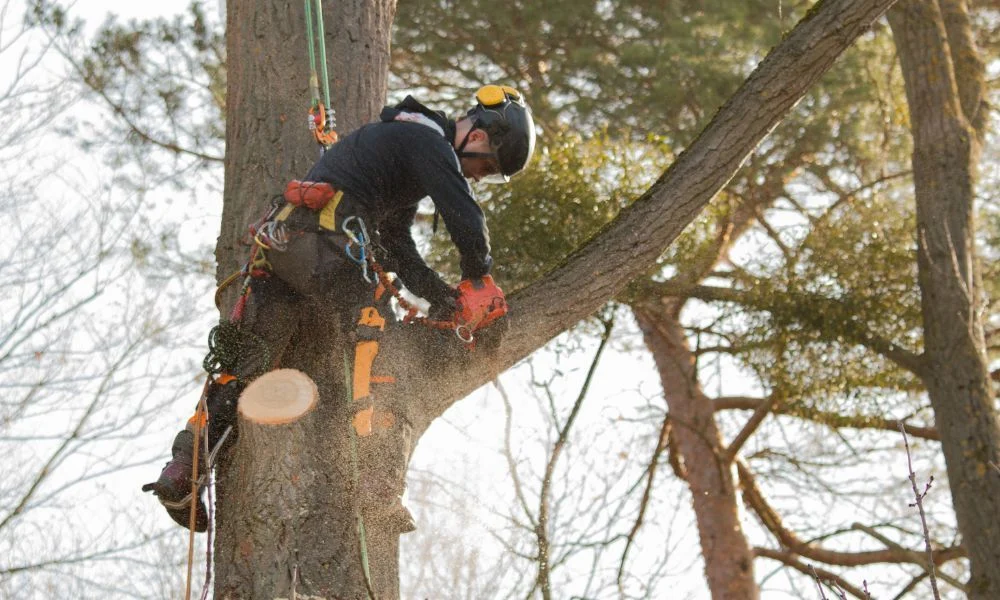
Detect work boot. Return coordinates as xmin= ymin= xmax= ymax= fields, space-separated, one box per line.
xmin=142 ymin=430 xmax=208 ymax=532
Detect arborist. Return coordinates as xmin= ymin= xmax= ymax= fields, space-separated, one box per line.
xmin=142 ymin=85 xmax=537 ymax=533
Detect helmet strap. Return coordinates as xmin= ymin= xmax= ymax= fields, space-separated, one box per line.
xmin=454 ymin=120 xmax=498 ymax=162
xmin=455 ymin=121 xmax=476 ymax=154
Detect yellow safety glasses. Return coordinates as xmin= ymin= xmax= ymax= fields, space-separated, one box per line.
xmin=476 ymin=84 xmax=522 ymax=108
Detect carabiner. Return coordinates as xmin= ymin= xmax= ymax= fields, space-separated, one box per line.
xmin=455 ymin=323 xmax=474 ymax=344
xmin=341 ymin=216 xmax=374 ymax=283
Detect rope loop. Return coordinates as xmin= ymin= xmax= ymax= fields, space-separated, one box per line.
xmin=202 ymin=320 xmax=270 ymax=379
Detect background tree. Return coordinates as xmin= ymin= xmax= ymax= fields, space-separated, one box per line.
xmin=406 ymin=0 xmax=997 ymax=596
xmin=888 ymin=1 xmax=999 ymax=596
xmin=1 ymin=2 xmax=219 ymax=597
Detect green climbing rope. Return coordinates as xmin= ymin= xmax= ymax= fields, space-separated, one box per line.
xmin=202 ymin=320 xmax=270 ymax=379
xmin=304 ymin=0 xmax=337 ymax=147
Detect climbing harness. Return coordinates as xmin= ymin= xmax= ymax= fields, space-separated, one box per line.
xmin=336 ymin=215 xmax=467 ymax=338
xmin=303 ymin=0 xmax=338 ymax=149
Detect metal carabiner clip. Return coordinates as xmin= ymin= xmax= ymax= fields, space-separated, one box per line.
xmin=455 ymin=323 xmax=474 ymax=344
xmin=341 ymin=216 xmax=374 ymax=283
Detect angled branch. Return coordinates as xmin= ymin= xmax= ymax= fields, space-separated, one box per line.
xmin=755 ymin=547 xmax=868 ymax=599
xmin=402 ymin=0 xmax=904 ymax=435
xmin=723 ymin=393 xmax=777 ymax=463
xmin=713 ymin=395 xmax=939 ymax=441
xmin=851 ymin=523 xmax=964 ymax=592
xmin=616 ymin=409 xmax=671 ymax=593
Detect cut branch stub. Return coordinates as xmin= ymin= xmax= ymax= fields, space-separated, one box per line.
xmin=218 ymin=368 xmax=322 ymax=598
xmin=238 ymin=368 xmax=318 ymax=424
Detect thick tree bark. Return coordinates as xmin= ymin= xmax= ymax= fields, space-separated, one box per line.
xmin=888 ymin=2 xmax=1000 ymax=597
xmin=216 ymin=0 xmax=397 ymax=598
xmin=634 ymin=303 xmax=759 ymax=600
xmin=219 ymin=370 xmax=318 ymax=596
xmin=212 ymin=0 xmax=897 ymax=596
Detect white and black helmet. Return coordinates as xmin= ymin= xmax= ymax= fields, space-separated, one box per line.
xmin=459 ymin=85 xmax=537 ymax=183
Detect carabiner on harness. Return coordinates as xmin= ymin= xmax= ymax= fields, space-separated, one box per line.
xmin=342 ymin=216 xmax=373 ymax=284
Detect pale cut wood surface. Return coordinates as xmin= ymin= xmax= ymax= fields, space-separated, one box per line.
xmin=238 ymin=368 xmax=318 ymax=424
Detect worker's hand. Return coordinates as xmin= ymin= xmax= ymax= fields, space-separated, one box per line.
xmin=428 ymin=294 xmax=458 ymax=321
xmin=455 ymin=275 xmax=508 ymax=334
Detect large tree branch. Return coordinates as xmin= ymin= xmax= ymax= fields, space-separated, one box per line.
xmin=400 ymin=0 xmax=902 ymax=436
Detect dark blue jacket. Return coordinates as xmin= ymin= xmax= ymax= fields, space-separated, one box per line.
xmin=304 ymin=96 xmax=492 ymax=305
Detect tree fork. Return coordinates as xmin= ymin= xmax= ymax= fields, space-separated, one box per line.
xmin=215 ymin=0 xmax=900 ymax=596
xmin=399 ymin=0 xmax=904 ymax=434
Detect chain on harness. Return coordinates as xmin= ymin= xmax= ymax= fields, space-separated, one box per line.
xmin=339 ymin=216 xmax=481 ymax=343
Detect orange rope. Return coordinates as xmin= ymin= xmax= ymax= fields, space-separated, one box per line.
xmin=184 ymin=380 xmax=210 ymax=600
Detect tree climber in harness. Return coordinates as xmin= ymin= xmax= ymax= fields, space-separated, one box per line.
xmin=142 ymin=84 xmax=537 ymax=533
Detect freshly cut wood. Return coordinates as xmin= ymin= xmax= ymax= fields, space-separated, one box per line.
xmin=238 ymin=368 xmax=318 ymax=424
xmin=218 ymin=367 xmax=326 ymax=598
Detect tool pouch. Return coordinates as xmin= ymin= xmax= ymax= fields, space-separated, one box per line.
xmin=284 ymin=180 xmax=336 ymax=210
xmin=262 ymin=181 xmax=356 ymax=296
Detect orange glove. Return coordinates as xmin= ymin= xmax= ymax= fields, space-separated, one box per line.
xmin=455 ymin=275 xmax=508 ymax=335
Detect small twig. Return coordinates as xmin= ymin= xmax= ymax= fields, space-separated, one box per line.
xmin=810 ymin=564 xmax=848 ymax=599
xmin=898 ymin=422 xmax=942 ymax=600
xmin=851 ymin=524 xmax=966 ymax=591
xmin=989 ymin=461 xmax=1000 ymax=476
xmin=811 ymin=565 xmax=830 ymax=600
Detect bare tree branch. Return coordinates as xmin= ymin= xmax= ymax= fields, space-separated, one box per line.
xmin=755 ymin=547 xmax=868 ymax=599
xmin=713 ymin=396 xmax=940 ymax=441
xmin=738 ymin=460 xmax=966 ymax=567
xmin=616 ymin=408 xmax=671 ymax=594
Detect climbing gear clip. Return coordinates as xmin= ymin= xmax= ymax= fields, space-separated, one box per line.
xmin=343 ymin=215 xmax=373 ymax=283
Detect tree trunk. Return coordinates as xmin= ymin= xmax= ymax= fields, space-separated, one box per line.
xmin=634 ymin=304 xmax=759 ymax=600
xmin=211 ymin=0 xmax=897 ymax=596
xmin=888 ymin=2 xmax=1000 ymax=597
xmin=215 ymin=0 xmax=397 ymax=598
xmin=219 ymin=370 xmax=319 ymax=596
